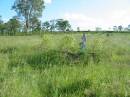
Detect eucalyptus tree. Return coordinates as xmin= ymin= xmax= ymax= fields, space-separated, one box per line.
xmin=12 ymin=0 xmax=45 ymax=32
xmin=43 ymin=19 xmax=57 ymax=32
xmin=6 ymin=16 xmax=21 ymax=35
xmin=42 ymin=21 xmax=50 ymax=31
xmin=56 ymin=19 xmax=72 ymax=32
xmin=49 ymin=19 xmax=56 ymax=32
xmin=42 ymin=19 xmax=72 ymax=32
xmin=30 ymin=16 xmax=41 ymax=32
xmin=0 ymin=16 xmax=5 ymax=34
xmin=118 ymin=25 xmax=123 ymax=32
xmin=113 ymin=26 xmax=118 ymax=31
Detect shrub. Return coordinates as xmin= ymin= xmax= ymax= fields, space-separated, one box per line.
xmin=58 ymin=35 xmax=79 ymax=53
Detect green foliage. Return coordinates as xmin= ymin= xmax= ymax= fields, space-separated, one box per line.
xmin=59 ymin=35 xmax=79 ymax=52
xmin=30 ymin=17 xmax=41 ymax=32
xmin=12 ymin=0 xmax=45 ymax=32
xmin=0 ymin=33 xmax=130 ymax=97
xmin=42 ymin=21 xmax=50 ymax=31
xmin=56 ymin=19 xmax=72 ymax=32
xmin=6 ymin=18 xmax=21 ymax=35
xmin=42 ymin=19 xmax=72 ymax=32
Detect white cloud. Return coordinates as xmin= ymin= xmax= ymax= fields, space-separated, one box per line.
xmin=44 ymin=0 xmax=52 ymax=4
xmin=63 ymin=9 xmax=130 ymax=30
xmin=63 ymin=13 xmax=105 ymax=30
xmin=105 ymin=9 xmax=130 ymax=27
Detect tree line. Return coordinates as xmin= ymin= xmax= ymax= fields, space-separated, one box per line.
xmin=0 ymin=0 xmax=72 ymax=35
xmin=0 ymin=0 xmax=130 ymax=35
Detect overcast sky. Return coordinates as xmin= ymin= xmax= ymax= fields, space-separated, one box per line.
xmin=0 ymin=0 xmax=130 ymax=30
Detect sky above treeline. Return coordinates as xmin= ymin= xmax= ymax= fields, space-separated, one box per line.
xmin=0 ymin=0 xmax=130 ymax=30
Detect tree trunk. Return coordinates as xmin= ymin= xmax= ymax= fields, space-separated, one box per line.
xmin=25 ymin=19 xmax=29 ymax=33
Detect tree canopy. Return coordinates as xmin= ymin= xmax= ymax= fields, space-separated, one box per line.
xmin=12 ymin=0 xmax=45 ymax=32
xmin=42 ymin=19 xmax=72 ymax=32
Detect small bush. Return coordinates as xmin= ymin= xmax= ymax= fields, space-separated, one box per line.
xmin=58 ymin=35 xmax=79 ymax=53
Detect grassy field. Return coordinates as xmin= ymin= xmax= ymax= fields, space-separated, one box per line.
xmin=0 ymin=33 xmax=130 ymax=97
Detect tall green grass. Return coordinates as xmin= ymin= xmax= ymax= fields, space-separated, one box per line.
xmin=0 ymin=33 xmax=130 ymax=97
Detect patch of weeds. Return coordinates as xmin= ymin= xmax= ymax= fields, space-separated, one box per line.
xmin=8 ymin=53 xmax=27 ymax=69
xmin=58 ymin=79 xmax=91 ymax=95
xmin=0 ymin=46 xmax=17 ymax=54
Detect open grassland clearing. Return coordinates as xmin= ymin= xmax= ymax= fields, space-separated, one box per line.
xmin=0 ymin=33 xmax=130 ymax=97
